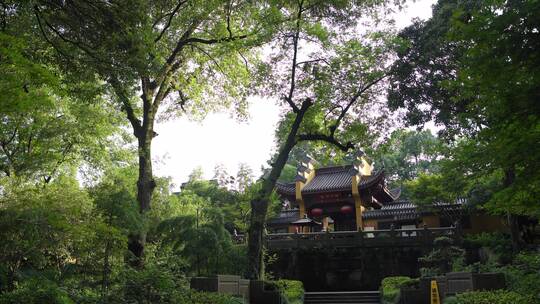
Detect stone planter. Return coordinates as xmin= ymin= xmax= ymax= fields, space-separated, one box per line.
xmin=190 ymin=274 xmax=249 ymax=300
xmin=249 ymin=280 xmax=285 ymax=304
xmin=401 ymin=272 xmax=506 ymax=303
xmin=445 ymin=272 xmax=505 ymax=296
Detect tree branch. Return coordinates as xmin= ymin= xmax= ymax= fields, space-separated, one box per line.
xmin=154 ymin=0 xmax=188 ymax=43
xmin=34 ymin=6 xmax=72 ymax=61
xmin=192 ymin=44 xmax=226 ymax=75
xmin=296 ymin=133 xmax=354 ymax=152
xmin=110 ymin=78 xmax=142 ymax=137
xmin=226 ymin=0 xmax=233 ymax=38
xmin=285 ymin=0 xmax=304 ymax=110
xmin=295 ymin=58 xmax=329 ymax=66
xmin=183 ymin=34 xmax=248 ymax=45
xmin=282 ymin=95 xmax=300 ymax=113
xmin=329 ymin=74 xmax=387 ymax=135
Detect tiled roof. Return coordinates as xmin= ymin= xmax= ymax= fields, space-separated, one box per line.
xmin=291 ymin=217 xmax=321 ymax=226
xmin=267 ymin=209 xmax=299 ymax=225
xmin=363 ymin=201 xmax=418 ymax=220
xmin=389 ymin=188 xmax=402 ymax=200
xmin=301 ymin=165 xmax=353 ymax=194
xmin=301 ymin=166 xmax=385 ymax=194
xmin=363 ymin=200 xmax=464 ymax=220
xmin=275 ymin=181 xmax=296 ymax=196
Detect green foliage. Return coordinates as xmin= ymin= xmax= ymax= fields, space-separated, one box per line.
xmin=404 ymin=173 xmax=454 ymax=206
xmin=173 ymin=290 xmax=244 ymax=304
xmin=0 ymin=178 xmax=91 ymax=285
xmin=499 ymin=252 xmax=540 ymax=302
xmin=380 ymin=276 xmax=417 ymax=304
xmin=275 ymin=279 xmax=304 ymax=304
xmin=388 ymin=0 xmax=540 ymax=219
xmin=0 ymin=279 xmax=74 ymax=304
xmin=464 ymin=232 xmax=513 ymax=264
xmin=154 ymin=178 xmax=250 ymax=276
xmin=0 ymin=32 xmax=125 ymax=180
xmin=454 ymin=235 xmax=540 ymax=301
xmin=113 ymin=265 xmax=177 ymax=304
xmin=375 ymin=129 xmax=444 ymax=184
xmin=453 ymin=290 xmax=533 ymax=304
xmin=419 ymin=236 xmax=464 ymax=277
xmin=443 ymin=296 xmax=459 ymax=304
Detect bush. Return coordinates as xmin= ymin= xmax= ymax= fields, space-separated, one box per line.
xmin=116 ymin=266 xmax=178 ymax=303
xmin=453 ymin=290 xmax=532 ymax=304
xmin=463 ymin=232 xmax=513 ymax=264
xmin=0 ymin=279 xmax=74 ymax=304
xmin=443 ymin=296 xmax=459 ymax=304
xmin=173 ymin=290 xmax=244 ymax=304
xmin=275 ymin=279 xmax=304 ymax=304
xmin=380 ymin=276 xmax=417 ymax=304
xmin=419 ymin=236 xmax=464 ymax=277
xmin=500 ymin=251 xmax=540 ymax=301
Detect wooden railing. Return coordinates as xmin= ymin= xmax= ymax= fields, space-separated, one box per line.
xmin=265 ymin=226 xmax=457 ymax=250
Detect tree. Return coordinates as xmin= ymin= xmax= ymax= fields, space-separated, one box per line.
xmin=387 ymin=0 xmax=540 ymax=249
xmin=0 ymin=27 xmax=123 ymax=182
xmin=213 ymin=163 xmax=234 ymax=189
xmin=33 ymin=0 xmax=270 ymax=265
xmin=374 ymin=129 xmax=444 ymax=189
xmin=247 ymin=0 xmax=401 ymax=279
xmin=236 ymin=163 xmax=253 ymax=192
xmin=0 ymin=175 xmax=125 ymax=296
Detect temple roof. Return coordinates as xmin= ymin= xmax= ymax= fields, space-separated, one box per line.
xmin=291 ymin=217 xmax=321 ymax=226
xmin=267 ymin=209 xmax=299 ymax=226
xmin=275 ymin=166 xmax=388 ymax=196
xmin=362 ymin=200 xmax=464 ymax=220
xmin=275 ymin=182 xmax=295 ymax=196
xmin=363 ymin=201 xmax=418 ymax=220
xmin=302 ymin=165 xmax=358 ymax=194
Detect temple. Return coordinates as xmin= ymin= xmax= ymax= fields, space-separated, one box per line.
xmin=270 ymin=151 xmax=397 ymax=233
xmin=265 ymin=152 xmax=507 ymax=291
xmin=269 ymin=152 xmax=398 ymax=232
xmin=268 ymin=152 xmax=504 ymax=236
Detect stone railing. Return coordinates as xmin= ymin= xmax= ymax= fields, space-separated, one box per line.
xmin=266 ymin=226 xmax=456 ymax=250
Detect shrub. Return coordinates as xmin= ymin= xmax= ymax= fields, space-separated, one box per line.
xmin=463 ymin=232 xmax=513 ymax=264
xmin=443 ymin=296 xmax=459 ymax=304
xmin=500 ymin=251 xmax=540 ymax=301
xmin=454 ymin=290 xmax=532 ymax=304
xmin=173 ymin=290 xmax=244 ymax=304
xmin=275 ymin=279 xmax=304 ymax=304
xmin=117 ymin=266 xmax=178 ymax=303
xmin=380 ymin=276 xmax=417 ymax=304
xmin=419 ymin=236 xmax=464 ymax=276
xmin=0 ymin=279 xmax=74 ymax=304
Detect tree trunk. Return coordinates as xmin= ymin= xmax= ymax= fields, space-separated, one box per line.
xmin=503 ymin=166 xmax=522 ymax=253
xmin=101 ymin=213 xmax=113 ymax=302
xmin=127 ymin=131 xmax=156 ymax=267
xmin=246 ymin=99 xmax=312 ymax=279
xmin=247 ymin=198 xmax=270 ymax=279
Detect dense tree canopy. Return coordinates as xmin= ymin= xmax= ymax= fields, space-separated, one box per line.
xmin=388 ymin=0 xmax=540 ymax=215
xmin=30 ymin=0 xmax=274 ymax=265
xmin=0 ymin=28 xmax=124 ymax=182
xmin=1 ymin=0 xmax=539 ymax=302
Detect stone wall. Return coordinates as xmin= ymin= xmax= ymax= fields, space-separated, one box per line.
xmin=268 ymin=247 xmax=424 ymax=291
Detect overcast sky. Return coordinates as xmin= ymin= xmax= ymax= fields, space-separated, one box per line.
xmin=152 ymin=0 xmax=436 ymax=189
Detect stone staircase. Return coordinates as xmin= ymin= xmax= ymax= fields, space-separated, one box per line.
xmin=304 ymin=291 xmax=381 ymax=304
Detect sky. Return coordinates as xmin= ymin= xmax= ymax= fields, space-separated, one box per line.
xmin=152 ymin=0 xmax=437 ymax=189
